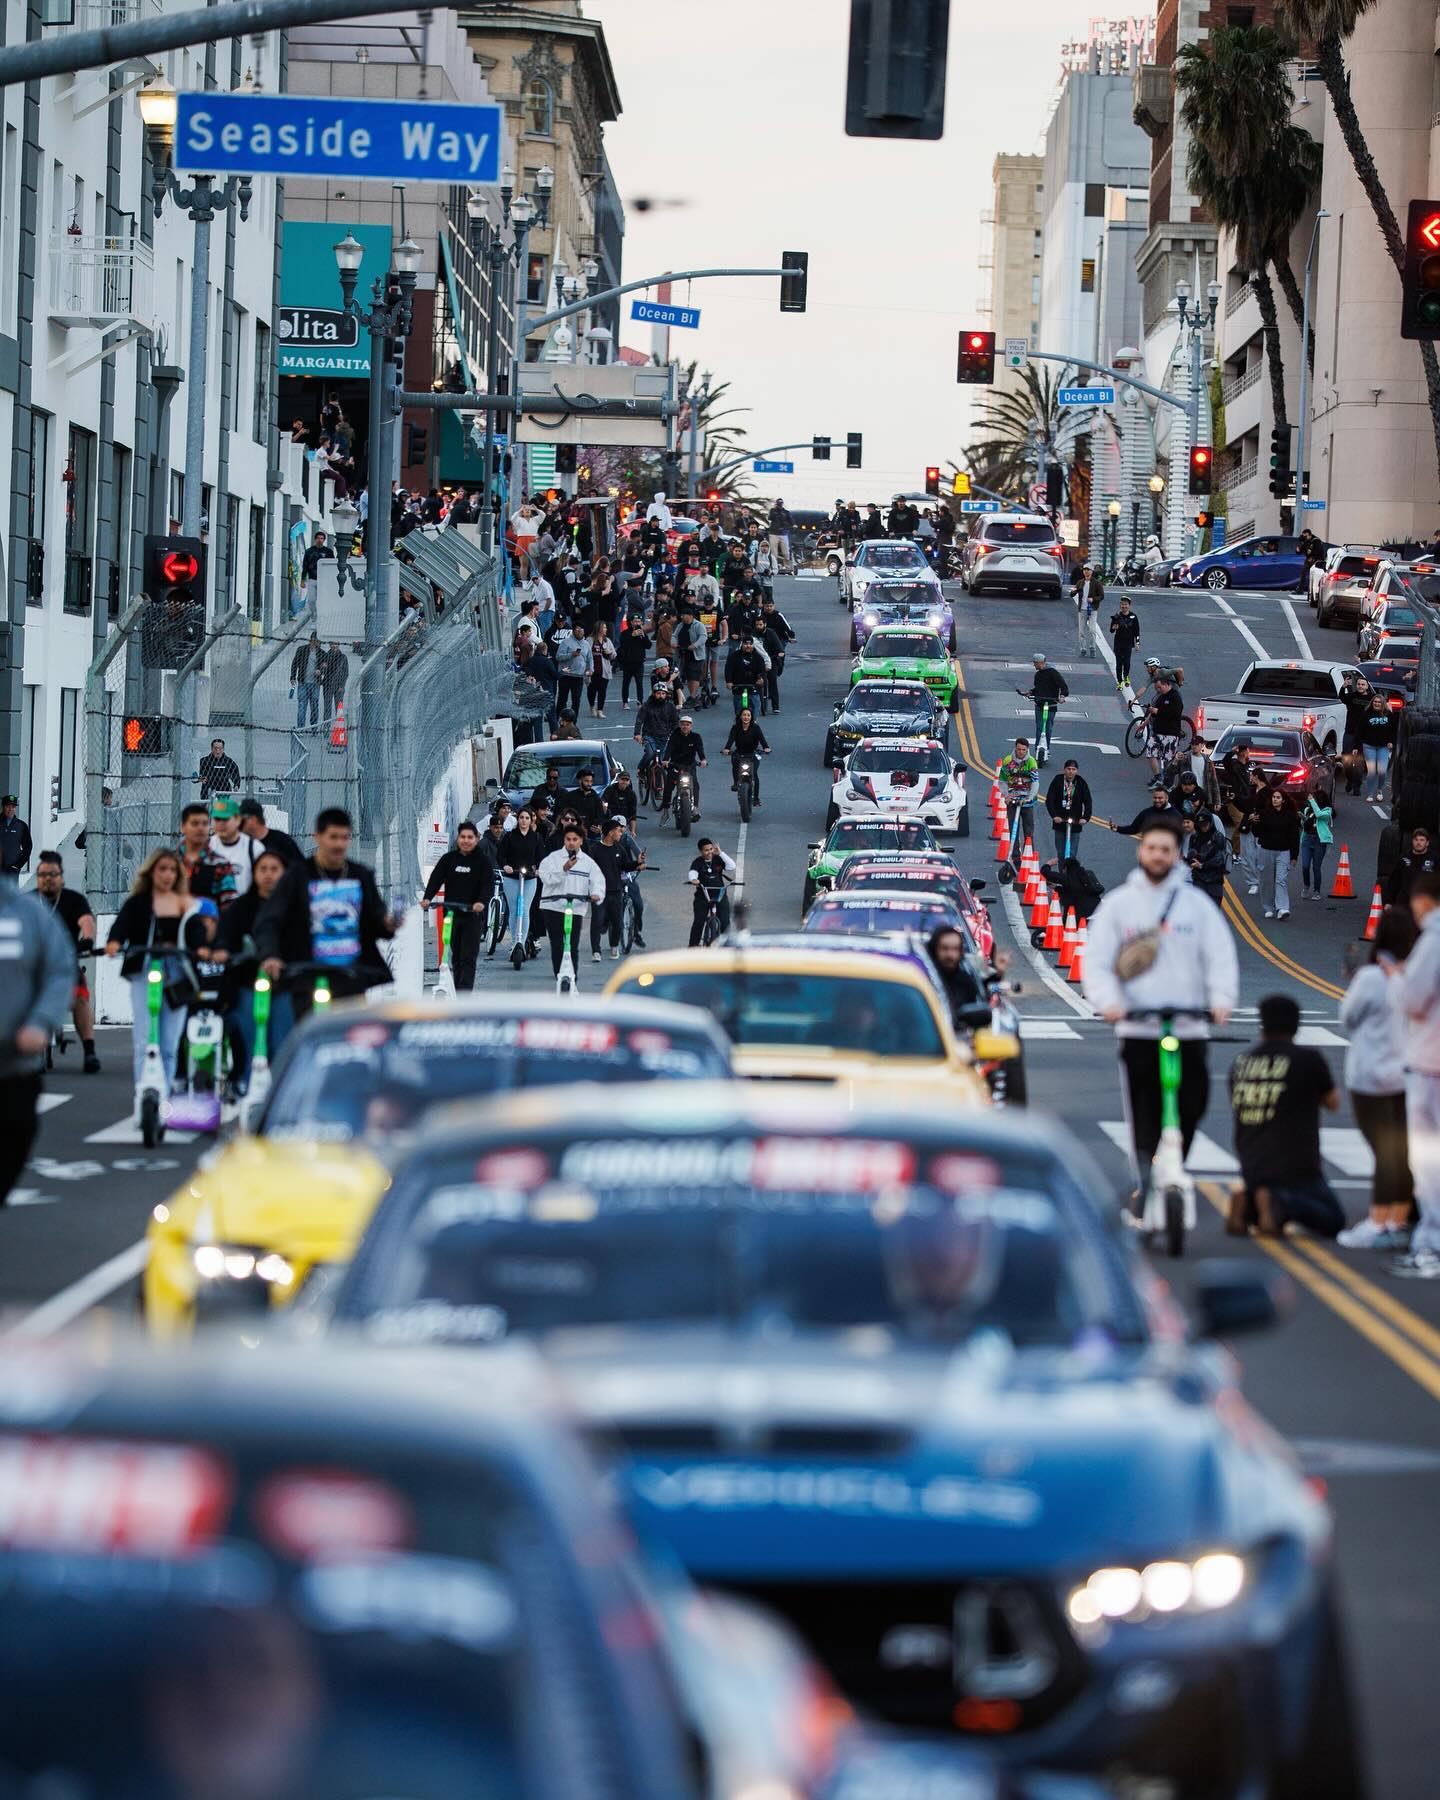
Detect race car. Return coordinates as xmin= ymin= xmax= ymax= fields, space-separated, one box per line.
xmin=838 ymin=537 xmax=941 ymax=607
xmin=803 ymin=816 xmax=942 ymax=911
xmin=833 ymin=852 xmax=994 ymax=959
xmin=851 ymin=578 xmax=955 ymax=653
xmin=827 ymin=737 xmax=968 ymax=835
xmin=852 ymin=624 xmax=960 ymax=713
xmin=823 ymin=679 xmax=945 ymax=768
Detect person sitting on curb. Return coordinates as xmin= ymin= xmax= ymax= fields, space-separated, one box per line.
xmin=1227 ymin=992 xmax=1344 ymax=1239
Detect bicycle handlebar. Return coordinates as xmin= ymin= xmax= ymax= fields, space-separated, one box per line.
xmin=1123 ymin=1006 xmax=1215 ymax=1021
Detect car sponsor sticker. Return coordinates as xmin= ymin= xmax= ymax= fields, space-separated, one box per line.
xmin=0 ymin=1434 xmax=229 ymax=1556
xmin=630 ymin=1461 xmax=1041 ymax=1527
xmin=255 ymin=1470 xmax=413 ymax=1561
xmin=299 ymin=1554 xmax=517 ymax=1652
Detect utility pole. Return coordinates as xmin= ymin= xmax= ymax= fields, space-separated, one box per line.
xmin=686 ymin=371 xmax=712 ymax=498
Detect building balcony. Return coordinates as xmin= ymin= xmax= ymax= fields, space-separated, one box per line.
xmin=42 ymin=0 xmax=158 ymax=26
xmin=1225 ymin=455 xmax=1258 ymax=493
xmin=1224 ymin=278 xmax=1252 ymax=318
xmin=49 ymin=232 xmax=153 ymax=330
xmin=1132 ymin=63 xmax=1171 ymax=140
xmin=1221 ymin=363 xmax=1261 ymax=405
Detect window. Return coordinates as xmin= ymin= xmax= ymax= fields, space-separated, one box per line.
xmin=1 ymin=127 xmax=18 ymax=335
xmin=249 ymin=503 xmax=266 ymax=622
xmin=253 ymin=320 xmax=271 ymax=440
xmin=170 ymin=470 xmax=184 ymax=531
xmin=522 ymin=77 xmax=553 ymax=136
xmin=63 ymin=424 xmax=97 ymax=615
xmin=1227 ymin=6 xmax=1255 ymax=25
xmin=1080 ymin=258 xmax=1096 ymax=293
xmin=224 ymin=494 xmax=241 ymax=608
xmin=1084 ymin=182 xmax=1104 ymax=216
xmin=58 ymin=688 xmax=78 ymax=813
xmin=105 ymin=444 xmax=130 ymax=619
xmin=229 ymin=303 xmax=244 ymax=431
xmin=525 ymin=253 xmax=548 ymax=306
xmin=1031 ymin=273 xmax=1041 ymax=304
xmin=26 ymin=410 xmax=50 ymax=606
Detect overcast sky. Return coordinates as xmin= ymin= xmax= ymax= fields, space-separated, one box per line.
xmin=585 ymin=0 xmax=1101 ymax=510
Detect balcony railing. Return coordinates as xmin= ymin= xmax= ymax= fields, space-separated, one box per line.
xmin=42 ymin=0 xmax=157 ymax=27
xmin=1225 ymin=278 xmax=1253 ymax=318
xmin=1221 ymin=363 xmax=1261 ymax=405
xmin=1227 ymin=456 xmax=1258 ymax=491
xmin=50 ymin=232 xmax=153 ymax=330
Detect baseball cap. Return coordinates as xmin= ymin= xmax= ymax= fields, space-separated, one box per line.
xmin=680 ymin=714 xmax=694 ymax=724
xmin=0 ymin=793 xmax=16 ymax=805
xmin=210 ymin=796 xmax=238 ymax=821
xmin=609 ymin=814 xmax=629 ymax=827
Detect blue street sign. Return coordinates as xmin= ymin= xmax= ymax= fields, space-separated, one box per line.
xmin=960 ymin=499 xmax=1001 ymax=513
xmin=631 ymin=298 xmax=701 ymax=329
xmin=754 ymin=459 xmax=794 ymax=474
xmin=174 ymin=92 xmax=502 ymax=182
xmin=1211 ymin=517 xmax=1227 ymax=548
xmin=1301 ymin=498 xmax=1326 ymax=510
xmin=1057 ymin=385 xmax=1115 ymax=406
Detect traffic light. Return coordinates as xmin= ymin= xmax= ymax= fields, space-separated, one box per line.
xmin=1267 ymin=425 xmax=1292 ymax=498
xmin=813 ymin=436 xmax=831 ymax=461
xmin=555 ymin=443 xmax=577 ymax=475
xmin=844 ymin=0 xmax=950 ymax=141
xmin=924 ymin=465 xmax=941 ymax=497
xmin=780 ymin=250 xmax=809 ymax=313
xmin=1401 ymin=199 xmax=1440 ymax=339
xmin=1045 ymin=462 xmax=1064 ymax=509
xmin=143 ymin=532 xmax=204 ymax=607
xmin=1195 ymin=511 xmax=1212 ymax=529
xmin=846 ymin=432 xmax=863 ymax=469
xmin=122 ymin=715 xmax=167 ymax=757
xmin=1188 ymin=446 xmax=1213 ymax=495
xmin=957 ymin=329 xmax=996 ymax=385
xmin=951 ymin=471 xmax=971 ymax=497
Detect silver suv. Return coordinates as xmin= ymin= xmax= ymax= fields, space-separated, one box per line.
xmin=961 ymin=512 xmax=1065 ymax=598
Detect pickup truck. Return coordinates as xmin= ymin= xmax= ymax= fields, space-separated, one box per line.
xmin=1192 ymin=658 xmax=1360 ymax=754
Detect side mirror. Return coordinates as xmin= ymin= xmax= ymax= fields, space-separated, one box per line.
xmin=956 ymin=1002 xmax=993 ymax=1031
xmin=807 ymin=842 xmax=821 ymax=851
xmin=1192 ymin=1260 xmax=1295 ymax=1339
xmin=971 ymin=1028 xmax=1021 ymax=1062
xmin=484 ymin=777 xmax=499 ymax=790
xmin=968 ymin=878 xmax=987 ymax=892
xmin=954 ymin=759 xmax=967 ymax=775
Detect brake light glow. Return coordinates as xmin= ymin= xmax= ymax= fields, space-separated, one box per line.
xmin=1193 ymin=706 xmax=1204 ymax=731
xmin=1285 ymin=766 xmax=1307 ymax=783
xmin=1390 ymin=697 xmax=1405 ymax=710
xmin=1302 ymin=713 xmax=1316 ymax=730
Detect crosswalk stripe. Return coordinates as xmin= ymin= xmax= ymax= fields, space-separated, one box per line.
xmin=84 ymin=1118 xmax=197 ymax=1146
xmin=1096 ymin=1121 xmax=1374 ymax=1180
xmin=1018 ymin=1020 xmax=1082 ymax=1041
xmin=36 ymin=1094 xmax=72 ymax=1115
xmin=1099 ymin=1121 xmax=1239 ymax=1174
xmin=1319 ymin=1127 xmax=1376 ymax=1178
xmin=1295 ymin=1026 xmax=1348 ymax=1048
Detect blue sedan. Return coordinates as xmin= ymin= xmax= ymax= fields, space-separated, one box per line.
xmin=1175 ymin=534 xmax=1318 ymax=592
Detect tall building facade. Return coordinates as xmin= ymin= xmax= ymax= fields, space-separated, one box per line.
xmin=980 ymin=153 xmax=1044 ymax=401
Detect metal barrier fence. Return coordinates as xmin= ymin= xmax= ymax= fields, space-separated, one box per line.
xmin=81 ymin=530 xmax=528 ymax=909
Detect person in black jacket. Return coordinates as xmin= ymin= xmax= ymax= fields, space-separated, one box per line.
xmin=255 ymin=807 xmax=395 ymax=1011
xmin=724 ymin=708 xmax=771 ymax=804
xmin=1186 ymin=809 xmax=1229 ymax=903
xmin=724 ymin=636 xmax=768 ymax=713
xmin=760 ymin=597 xmax=795 ymax=712
xmin=587 ymin=819 xmax=628 ymax=960
xmin=1251 ymin=786 xmax=1301 ymax=920
xmin=1108 ymin=597 xmax=1141 ymax=686
xmin=1145 ymin=675 xmax=1184 ymax=776
xmin=564 ymin=769 xmax=606 ymax=838
xmin=861 ymin=505 xmax=886 ymax=540
xmin=1384 ymin=827 xmax=1438 ymax=907
xmin=925 ymin=925 xmax=986 ymax=1032
xmin=236 ymin=797 xmax=302 ymax=869
xmin=1045 ymin=760 xmax=1092 ymax=858
xmin=663 ymin=717 xmax=707 ymax=814
xmin=1021 ymin=654 xmax=1068 ymax=762
xmin=214 ymin=846 xmax=295 ymax=1076
xmin=422 ymin=821 xmax=495 ymax=991
xmin=1116 ymin=782 xmax=1185 ymax=836
xmin=601 ymin=769 xmax=637 ymax=828
xmin=0 ymin=794 xmax=33 ymax=875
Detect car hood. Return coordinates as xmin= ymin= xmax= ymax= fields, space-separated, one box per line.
xmin=561 ymin=1342 xmax=1319 ymax=1577
xmin=857 ymin=657 xmax=942 ymax=678
xmin=730 ymin=1047 xmax=983 ymax=1099
xmin=183 ymin=1137 xmax=390 ymax=1262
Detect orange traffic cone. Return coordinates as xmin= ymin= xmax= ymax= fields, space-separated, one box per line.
xmin=1330 ymin=844 xmax=1354 ymax=899
xmin=1043 ymin=887 xmax=1064 ymax=950
xmin=1069 ymin=916 xmax=1088 ymax=984
xmin=1058 ymin=907 xmax=1078 ymax=971
xmin=1022 ymin=836 xmax=1038 ymax=880
xmin=1363 ymin=883 xmax=1384 ymax=941
xmin=1029 ymin=873 xmax=1050 ymax=930
xmin=991 ymin=788 xmax=1006 ymax=840
xmin=330 ymin=702 xmax=348 ymax=748
xmin=1022 ymin=846 xmax=1040 ymax=903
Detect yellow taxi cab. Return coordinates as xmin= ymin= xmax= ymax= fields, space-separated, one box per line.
xmin=144 ymin=1137 xmax=390 ymax=1337
xmin=604 ymin=941 xmax=1011 ymax=1106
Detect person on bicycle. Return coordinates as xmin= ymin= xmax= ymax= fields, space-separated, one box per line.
xmin=633 ymin=679 xmax=681 ymax=787
xmin=996 ymin=736 xmax=1040 ymax=851
xmin=615 ymin=818 xmax=648 ymax=949
xmin=1082 ymin=814 xmax=1238 ymax=1205
xmin=662 ymin=715 xmax=707 ymax=816
xmin=688 ymin=839 xmax=737 ymax=945
xmin=1109 ymin=596 xmax=1141 ymax=688
xmin=1071 ymin=564 xmax=1103 ymax=660
xmin=32 ymin=850 xmax=100 ymax=1071
xmin=255 ymin=806 xmax=397 ymax=1013
xmin=724 ymin=634 xmax=769 ymax=715
xmin=422 ymin=820 xmax=495 ymax=992
xmin=724 ymin=707 xmax=771 ymax=806
xmin=1145 ymin=672 xmax=1185 ymax=778
xmin=1021 ymin=653 xmax=1068 ymax=762
xmin=601 ymin=767 xmax=638 ymax=831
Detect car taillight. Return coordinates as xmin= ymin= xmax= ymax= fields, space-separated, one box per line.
xmin=974 ymin=544 xmax=989 ymax=556
xmin=1193 ymin=705 xmax=1204 ymax=731
xmin=1285 ymin=766 xmax=1307 ymax=783
xmin=1048 ymin=545 xmax=1065 ymax=556
xmin=1302 ymin=712 xmax=1316 ymax=730
xmin=1390 ymin=697 xmax=1405 ymax=710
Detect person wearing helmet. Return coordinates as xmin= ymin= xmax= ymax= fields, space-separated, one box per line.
xmin=1109 ymin=594 xmax=1141 ymax=688
xmin=1019 ymin=652 xmax=1068 ymax=766
xmin=1071 ymin=561 xmax=1104 ymax=659
xmin=633 ymin=681 xmax=681 ymax=790
xmin=1142 ymin=532 xmax=1164 ymax=575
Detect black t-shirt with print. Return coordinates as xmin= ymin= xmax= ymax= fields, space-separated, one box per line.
xmin=1229 ymin=1040 xmax=1335 ymax=1185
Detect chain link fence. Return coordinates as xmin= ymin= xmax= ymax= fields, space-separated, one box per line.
xmin=81 ymin=527 xmax=534 ymax=910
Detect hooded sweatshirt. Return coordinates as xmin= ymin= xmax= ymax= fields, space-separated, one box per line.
xmin=1082 ymin=863 xmax=1239 ymax=1039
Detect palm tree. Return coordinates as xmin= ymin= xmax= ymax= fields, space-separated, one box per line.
xmin=959 ymin=364 xmax=1091 ymax=500
xmin=1177 ymin=27 xmax=1298 ymax=434
xmin=1278 ymin=0 xmax=1440 ymax=475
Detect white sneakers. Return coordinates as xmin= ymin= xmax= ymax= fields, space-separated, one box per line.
xmin=1337 ymin=1218 xmax=1385 ymax=1249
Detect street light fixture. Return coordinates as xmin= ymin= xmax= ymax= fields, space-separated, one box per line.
xmin=333 ymin=231 xmax=364 ymax=275
xmin=329 ymin=496 xmax=363 ymax=594
xmin=137 ymin=75 xmax=177 ymax=135
xmin=535 ymin=163 xmax=555 ymax=194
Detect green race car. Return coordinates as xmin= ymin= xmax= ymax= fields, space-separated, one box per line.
xmin=802 ymin=816 xmax=941 ymax=913
xmin=851 ymin=624 xmax=960 ymax=712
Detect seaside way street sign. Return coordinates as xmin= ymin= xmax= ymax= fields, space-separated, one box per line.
xmin=632 ymin=299 xmax=701 ymax=329
xmin=1057 ymin=384 xmax=1114 ymax=406
xmin=174 ymin=92 xmax=502 ymax=182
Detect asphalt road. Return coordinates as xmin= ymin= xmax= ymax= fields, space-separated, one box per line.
xmin=5 ymin=567 xmax=1440 ymax=1793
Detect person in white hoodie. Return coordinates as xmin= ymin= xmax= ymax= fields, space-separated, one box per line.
xmin=1395 ymin=872 xmax=1440 ymax=1276
xmin=1083 ymin=814 xmax=1239 ymax=1204
xmin=1337 ymin=906 xmax=1417 ymax=1249
xmin=536 ymin=825 xmax=606 ymax=981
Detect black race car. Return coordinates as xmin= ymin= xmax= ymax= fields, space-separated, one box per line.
xmin=823 ymin=678 xmax=946 ymax=768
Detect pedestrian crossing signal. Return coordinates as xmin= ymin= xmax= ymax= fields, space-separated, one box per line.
xmin=123 ymin=715 xmax=166 ymax=756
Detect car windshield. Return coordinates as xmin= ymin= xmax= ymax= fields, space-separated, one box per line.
xmin=345 ymin=1132 xmax=1121 ymax=1349
xmin=827 ymin=820 xmax=936 ymax=851
xmin=863 ymin=545 xmax=924 ymax=569
xmin=613 ymin=968 xmax=946 ymax=1057
xmin=850 ymin=743 xmax=949 ymax=776
xmin=868 ymin=583 xmax=936 ymax=604
xmin=1379 ymin=606 xmax=1420 ymax=632
xmin=865 ymin=633 xmax=943 ymax=661
xmin=1217 ymin=729 xmax=1302 ymax=760
xmin=0 ymin=1433 xmax=536 ymax=1796
xmin=263 ymin=1016 xmax=727 ymax=1142
xmin=1392 ymin=570 xmax=1440 ymax=603
xmin=983 ymin=522 xmax=1057 ymax=545
xmin=806 ymin=898 xmax=961 ymax=934
xmin=502 ymin=750 xmax=607 ymax=789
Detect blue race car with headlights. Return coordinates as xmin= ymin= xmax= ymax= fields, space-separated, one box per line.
xmin=852 ymin=578 xmax=955 ymax=653
xmin=333 ymin=1089 xmax=1364 ymax=1800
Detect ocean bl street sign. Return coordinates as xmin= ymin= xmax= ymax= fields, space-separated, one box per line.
xmin=174 ymin=92 xmax=502 ymax=182
xmin=1057 ymin=384 xmax=1114 ymax=406
xmin=632 ymin=299 xmax=701 ymax=329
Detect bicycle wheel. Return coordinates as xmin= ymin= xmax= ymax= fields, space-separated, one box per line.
xmin=620 ymin=892 xmax=636 ymax=954
xmin=1163 ymin=1187 xmax=1186 ymax=1258
xmin=486 ymin=894 xmax=507 ymax=955
xmin=648 ymin=763 xmax=666 ymax=810
xmin=1124 ymin=717 xmax=1149 ymax=758
xmin=1176 ymin=715 xmax=1196 ymax=754
xmin=701 ymin=909 xmax=722 ymax=947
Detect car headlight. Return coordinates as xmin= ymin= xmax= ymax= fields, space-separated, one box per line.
xmin=1065 ymin=1552 xmax=1246 ymax=1629
xmin=863 ymin=613 xmax=878 ymax=627
xmin=192 ymin=1244 xmax=295 ymax=1288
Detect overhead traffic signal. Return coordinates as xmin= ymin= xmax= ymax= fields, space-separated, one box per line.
xmin=1045 ymin=462 xmax=1064 ymax=509
xmin=555 ymin=443 xmax=578 ymax=475
xmin=1188 ymin=445 xmax=1213 ymax=495
xmin=924 ymin=465 xmax=941 ymax=497
xmin=951 ymin=470 xmax=971 ymax=497
xmin=844 ymin=0 xmax=950 ymax=140
xmin=143 ymin=532 xmax=204 ymax=607
xmin=957 ymin=330 xmax=995 ymax=386
xmin=813 ymin=436 xmax=831 ymax=461
xmin=779 ymin=250 xmax=809 ymax=313
xmin=846 ymin=432 xmax=863 ymax=469
xmin=1267 ymin=425 xmax=1292 ymax=498
xmin=1401 ymin=199 xmax=1440 ymax=339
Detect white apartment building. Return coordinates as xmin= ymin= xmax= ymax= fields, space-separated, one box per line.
xmin=0 ymin=9 xmax=321 ymax=851
xmin=979 ymin=153 xmax=1044 ymax=403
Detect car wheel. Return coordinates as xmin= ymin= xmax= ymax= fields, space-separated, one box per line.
xmin=826 ymin=555 xmax=841 ymax=577
xmin=1322 ymin=734 xmax=1337 ymax=756
xmin=1204 ymin=568 xmax=1230 ymax=591
xmin=1273 ymin=1596 xmax=1366 ymax=1800
xmin=849 ymin=623 xmax=859 ymax=652
xmin=1317 ymin=601 xmax=1332 ymax=627
xmin=948 ymin=626 xmax=957 ymax=652
xmin=801 ymin=878 xmax=816 ymax=916
xmin=956 ymin=804 xmax=970 ymax=838
xmin=822 ymin=734 xmax=836 ymax=767
xmin=824 ymin=802 xmax=839 ymax=829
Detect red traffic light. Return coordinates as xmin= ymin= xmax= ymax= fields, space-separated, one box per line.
xmin=160 ymin=549 xmax=200 ymax=584
xmin=967 ymin=333 xmax=985 ymax=349
xmin=1418 ymin=211 xmax=1440 ymax=250
xmin=706 ymin=490 xmax=720 ymax=501
xmin=1191 ymin=447 xmax=1211 ymax=467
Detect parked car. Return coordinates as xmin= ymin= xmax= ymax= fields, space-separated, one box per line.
xmin=1211 ymin=722 xmax=1337 ymax=805
xmin=960 ymin=512 xmax=1066 ymax=598
xmin=1358 ymin=596 xmax=1423 ymax=661
xmin=1174 ymin=532 xmax=1319 ymax=591
xmin=1192 ymin=658 xmax=1359 ymax=754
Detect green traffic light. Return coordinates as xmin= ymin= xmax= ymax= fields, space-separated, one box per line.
xmin=1419 ymin=292 xmax=1440 ymax=326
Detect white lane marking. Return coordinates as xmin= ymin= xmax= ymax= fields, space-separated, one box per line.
xmin=7 ymin=1191 xmax=58 ymax=1208
xmin=6 ymin=1239 xmax=147 ymax=1339
xmin=1278 ymin=595 xmax=1315 ymax=659
xmin=998 ymin=877 xmax=1092 ymax=1019
xmin=1209 ymin=593 xmax=1269 ymax=658
xmin=85 ymin=1118 xmax=197 ymax=1145
xmin=1296 ymin=1025 xmax=1348 ymax=1047
xmin=1099 ymin=1120 xmax=1240 ymax=1174
xmin=36 ymin=1094 xmax=72 ymax=1115
xmin=1018 ymin=1019 xmax=1082 ymax=1040
xmin=1050 ymin=737 xmax=1121 ymax=755
xmin=1320 ymin=1127 xmax=1375 ymax=1177
xmin=735 ymin=820 xmax=748 ymax=893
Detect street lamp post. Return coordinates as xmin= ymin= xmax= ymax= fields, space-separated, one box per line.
xmin=469 ymin=168 xmax=541 ymax=552
xmin=1148 ymin=472 xmax=1165 ymax=540
xmin=1106 ymin=499 xmax=1122 ymax=579
xmin=139 ymin=77 xmax=253 ymax=543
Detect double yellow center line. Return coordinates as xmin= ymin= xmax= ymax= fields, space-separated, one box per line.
xmin=1222 ymin=881 xmax=1346 ymax=1002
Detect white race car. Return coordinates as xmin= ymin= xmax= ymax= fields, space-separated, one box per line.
xmin=839 ymin=538 xmax=942 ymax=606
xmin=827 ymin=737 xmax=968 ymax=835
